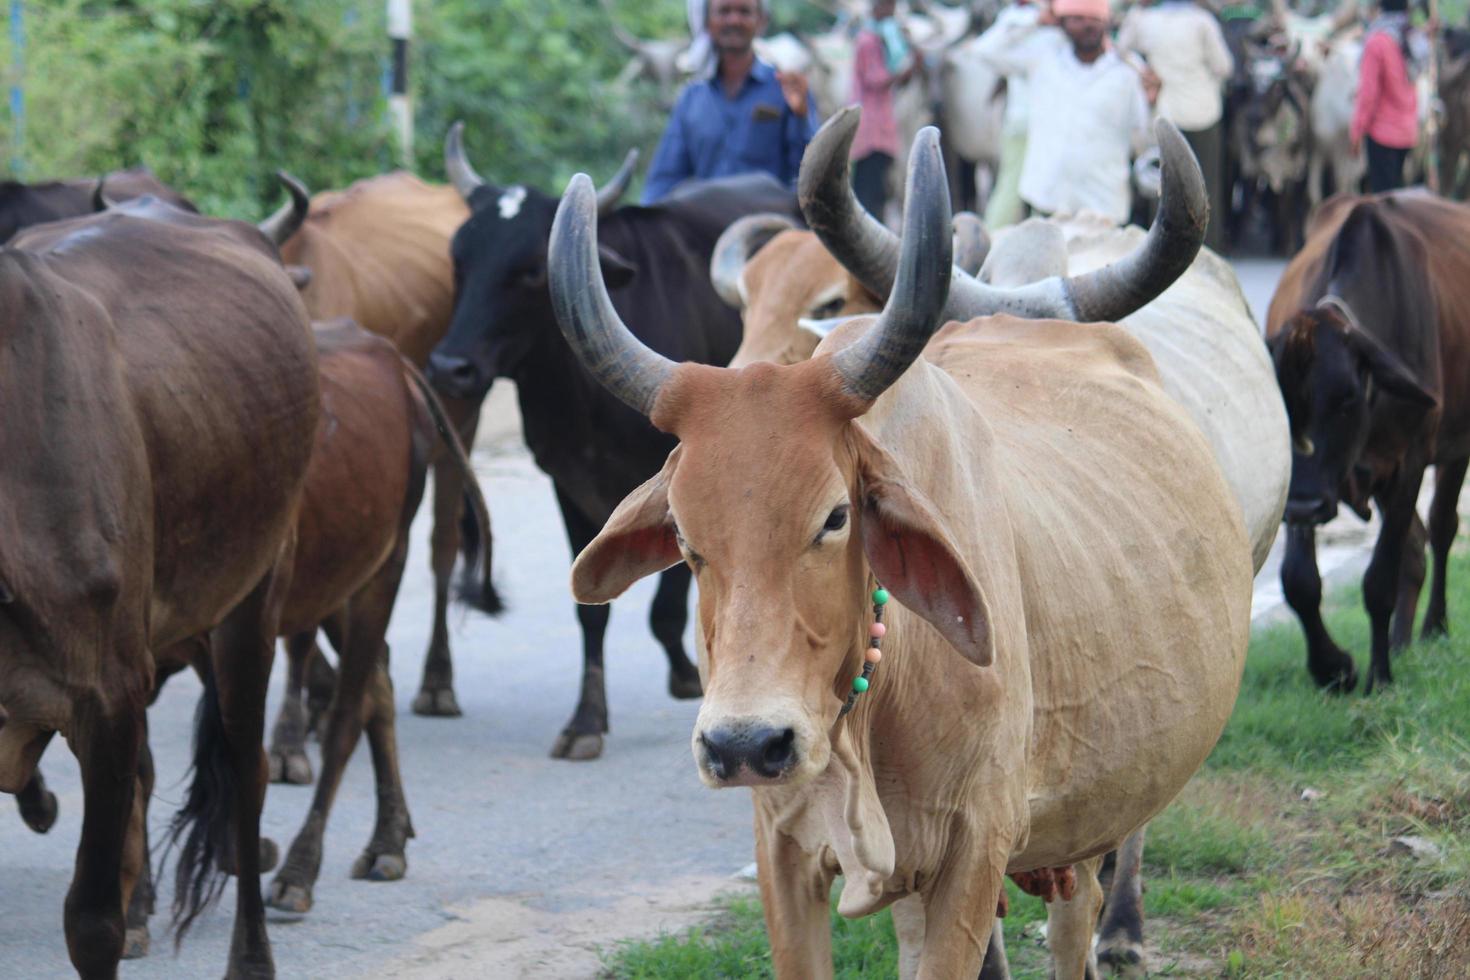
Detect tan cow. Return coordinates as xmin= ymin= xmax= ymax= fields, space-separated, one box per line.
xmin=544 ymin=125 xmax=1252 ymax=977
xmin=263 ymin=171 xmax=498 ymax=718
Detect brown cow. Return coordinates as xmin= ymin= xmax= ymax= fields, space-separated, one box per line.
xmin=0 ymin=198 xmax=319 ymax=977
xmin=1267 ymin=191 xmax=1470 ymax=693
xmin=545 ymin=127 xmax=1251 ymax=978
xmin=267 ymin=171 xmax=502 ymax=717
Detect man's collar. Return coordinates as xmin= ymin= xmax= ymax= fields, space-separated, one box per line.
xmin=708 ymin=55 xmax=776 ymax=91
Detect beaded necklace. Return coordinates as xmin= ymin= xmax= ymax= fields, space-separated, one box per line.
xmin=838 ymin=585 xmax=888 ymax=717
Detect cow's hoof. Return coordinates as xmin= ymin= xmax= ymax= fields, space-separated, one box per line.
xmin=122 ymin=925 xmax=150 ymax=960
xmin=411 ymin=687 xmax=462 ymax=717
xmin=1310 ymin=657 xmax=1358 ymax=695
xmin=265 ymin=879 xmax=313 ymax=915
xmin=551 ymin=730 xmax=604 ymax=761
xmin=268 ymin=748 xmax=314 ymax=786
xmin=351 ymin=851 xmax=407 ymax=882
xmin=668 ymin=670 xmax=704 ymax=700
xmin=1097 ymin=939 xmax=1145 ymax=977
xmin=260 ymin=837 xmax=280 ymax=874
xmin=19 ymin=788 xmax=58 ymax=834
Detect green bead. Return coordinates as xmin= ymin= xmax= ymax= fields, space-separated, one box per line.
xmin=852 ymin=676 xmax=870 ymax=693
xmin=872 ymin=588 xmax=889 ymax=606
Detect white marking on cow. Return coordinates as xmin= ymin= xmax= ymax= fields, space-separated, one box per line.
xmin=498 ymin=185 xmax=527 ymax=220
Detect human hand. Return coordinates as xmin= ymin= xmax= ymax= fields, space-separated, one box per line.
xmin=1141 ymin=66 xmax=1162 ymax=105
xmin=777 ymin=71 xmax=809 ymax=117
xmin=1350 ymin=134 xmax=1362 ymax=158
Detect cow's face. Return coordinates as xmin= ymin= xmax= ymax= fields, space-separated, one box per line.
xmin=570 ymin=355 xmax=991 ymax=790
xmin=429 ymin=185 xmax=635 ymax=401
xmin=728 ymin=231 xmax=879 ymax=368
xmin=1272 ymin=308 xmax=1436 ymax=524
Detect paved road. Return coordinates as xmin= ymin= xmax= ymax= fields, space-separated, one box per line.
xmin=4 ymin=256 xmax=1382 ymax=979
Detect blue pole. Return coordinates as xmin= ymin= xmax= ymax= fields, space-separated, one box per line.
xmin=8 ymin=0 xmax=22 ymax=175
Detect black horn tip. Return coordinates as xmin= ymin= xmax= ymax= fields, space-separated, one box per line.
xmin=1155 ymin=118 xmax=1209 ymax=238
xmin=275 ymin=171 xmax=310 ymax=210
xmin=798 ymin=105 xmax=862 ymax=209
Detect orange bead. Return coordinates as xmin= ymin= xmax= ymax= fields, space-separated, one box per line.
xmin=865 ymin=647 xmax=882 ymax=664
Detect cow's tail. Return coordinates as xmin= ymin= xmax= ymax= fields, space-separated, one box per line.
xmin=402 ymin=359 xmax=504 ymax=616
xmin=163 ymin=658 xmax=234 ymax=946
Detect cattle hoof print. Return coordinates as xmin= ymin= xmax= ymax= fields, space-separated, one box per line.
xmin=352 ymin=851 xmax=407 ymax=882
xmin=411 ymin=686 xmax=463 ymax=717
xmin=550 ymin=731 xmax=605 ymax=761
xmin=265 ymin=880 xmax=314 ymax=915
xmin=122 ymin=925 xmax=150 ymax=960
xmin=18 ymin=788 xmax=59 ymax=834
xmin=268 ymin=748 xmax=314 ymax=786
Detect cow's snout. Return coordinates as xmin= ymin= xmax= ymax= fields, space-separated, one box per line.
xmin=427 ymin=352 xmax=485 ymax=401
xmin=1285 ymin=495 xmax=1336 ymax=526
xmin=699 ymin=724 xmax=797 ymax=784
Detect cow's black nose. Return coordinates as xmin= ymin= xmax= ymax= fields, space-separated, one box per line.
xmin=427 ymin=352 xmax=483 ymax=400
xmin=700 ymin=726 xmax=797 ymax=781
xmin=1285 ymin=496 xmax=1336 ymax=526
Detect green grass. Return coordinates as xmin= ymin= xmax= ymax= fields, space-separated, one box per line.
xmin=603 ymin=548 xmax=1470 ymax=979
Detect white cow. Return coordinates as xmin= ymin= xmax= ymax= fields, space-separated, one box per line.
xmin=1309 ymin=33 xmax=1366 ymax=207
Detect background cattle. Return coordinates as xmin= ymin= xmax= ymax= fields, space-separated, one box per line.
xmin=427 ymin=124 xmax=800 ymax=760
xmin=1267 ymin=191 xmax=1470 ymax=693
xmin=1 ymin=197 xmax=320 ymax=978
xmin=0 ymin=167 xmax=196 ymax=243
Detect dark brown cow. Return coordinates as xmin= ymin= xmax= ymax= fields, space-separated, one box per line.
xmin=1267 ymin=191 xmax=1470 ymax=693
xmin=267 ymin=172 xmax=502 ymax=717
xmin=0 ymin=166 xmax=196 ymax=243
xmin=0 ymin=198 xmax=319 ymax=977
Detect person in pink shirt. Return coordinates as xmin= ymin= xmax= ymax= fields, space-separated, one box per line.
xmin=1351 ymin=0 xmax=1425 ymax=193
xmin=850 ymin=0 xmax=916 ymax=219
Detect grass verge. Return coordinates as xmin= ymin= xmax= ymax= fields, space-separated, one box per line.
xmin=603 ymin=549 xmax=1470 ymax=978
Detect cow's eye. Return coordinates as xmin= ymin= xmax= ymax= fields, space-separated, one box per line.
xmin=674 ymin=524 xmax=704 ymax=567
xmin=517 ymin=266 xmax=547 ymax=289
xmin=810 ymin=296 xmax=845 ymax=319
xmin=816 ymin=505 xmax=848 ymax=543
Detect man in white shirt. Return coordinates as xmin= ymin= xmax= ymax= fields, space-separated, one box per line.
xmin=975 ymin=0 xmax=1154 ymax=225
xmin=1118 ymin=0 xmax=1233 ymax=250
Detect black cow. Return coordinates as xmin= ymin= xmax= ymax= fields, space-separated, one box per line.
xmin=0 ymin=167 xmax=195 ymax=242
xmin=427 ymin=124 xmax=800 ymax=760
xmin=1267 ymin=192 xmax=1470 ymax=693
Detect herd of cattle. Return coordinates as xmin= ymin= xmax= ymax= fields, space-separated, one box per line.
xmin=611 ymin=0 xmax=1470 ymax=251
xmin=1 ymin=95 xmax=1467 ymax=980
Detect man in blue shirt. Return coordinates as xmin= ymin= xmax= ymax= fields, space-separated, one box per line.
xmin=641 ymin=0 xmax=820 ymax=203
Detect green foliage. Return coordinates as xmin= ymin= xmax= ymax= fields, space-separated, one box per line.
xmin=0 ymin=0 xmax=715 ymax=217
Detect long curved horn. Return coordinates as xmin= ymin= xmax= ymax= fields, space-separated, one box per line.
xmin=951 ymin=212 xmax=990 ymax=276
xmin=801 ymin=107 xmax=1206 ymax=323
xmin=548 ymin=174 xmax=676 ymax=417
xmin=258 ymin=171 xmax=310 ymax=247
xmin=596 ymin=148 xmax=640 ymax=217
xmin=445 ymin=121 xmax=487 ymax=202
xmin=710 ymin=213 xmax=799 ymax=308
xmin=830 ymin=126 xmax=953 ymax=403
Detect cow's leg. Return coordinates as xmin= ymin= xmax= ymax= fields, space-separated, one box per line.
xmin=304 ymin=646 xmax=336 ymax=738
xmin=1095 ymin=827 xmax=1147 ymax=976
xmin=268 ymin=631 xmax=317 ymax=785
xmin=122 ymin=735 xmax=155 ymax=960
xmin=916 ymin=847 xmax=1009 ymax=978
xmin=893 ymin=894 xmax=925 ymax=980
xmin=977 ymin=920 xmax=1011 ymax=980
xmin=1044 ymin=856 xmax=1104 ymax=980
xmin=755 ymin=816 xmax=834 ymax=979
xmin=349 ymin=646 xmax=415 ymax=883
xmin=413 ymin=402 xmax=480 ymax=717
xmin=1391 ymin=515 xmax=1427 ymax=650
xmin=651 ymin=563 xmax=702 ymax=699
xmin=63 ymin=689 xmax=143 ymax=980
xmin=552 ymin=485 xmax=613 ymax=760
xmin=1363 ymin=462 xmax=1428 ymax=694
xmin=1422 ymin=456 xmax=1469 ymax=638
xmin=16 ymin=766 xmax=59 ymax=834
xmin=1281 ymin=523 xmax=1358 ymax=691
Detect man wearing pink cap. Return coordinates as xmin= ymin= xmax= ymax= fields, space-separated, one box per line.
xmin=975 ymin=0 xmax=1154 ymax=225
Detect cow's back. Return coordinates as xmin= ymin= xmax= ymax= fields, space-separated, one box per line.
xmin=859 ymin=316 xmax=1252 ymax=867
xmin=1061 ymin=217 xmax=1290 ymax=571
xmin=10 ymin=204 xmax=320 ymax=647
xmin=281 ymin=172 xmax=468 ymax=365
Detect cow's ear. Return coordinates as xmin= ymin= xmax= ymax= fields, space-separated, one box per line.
xmin=598 ymin=244 xmax=638 ymax=289
xmin=1269 ymin=314 xmax=1317 ymax=454
xmin=849 ymin=425 xmax=994 ymax=668
xmin=1347 ymin=329 xmax=1438 ymax=410
xmin=571 ymin=448 xmax=682 ymax=603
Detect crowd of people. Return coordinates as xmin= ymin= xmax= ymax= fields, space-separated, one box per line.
xmin=641 ymin=0 xmax=1439 ymax=254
